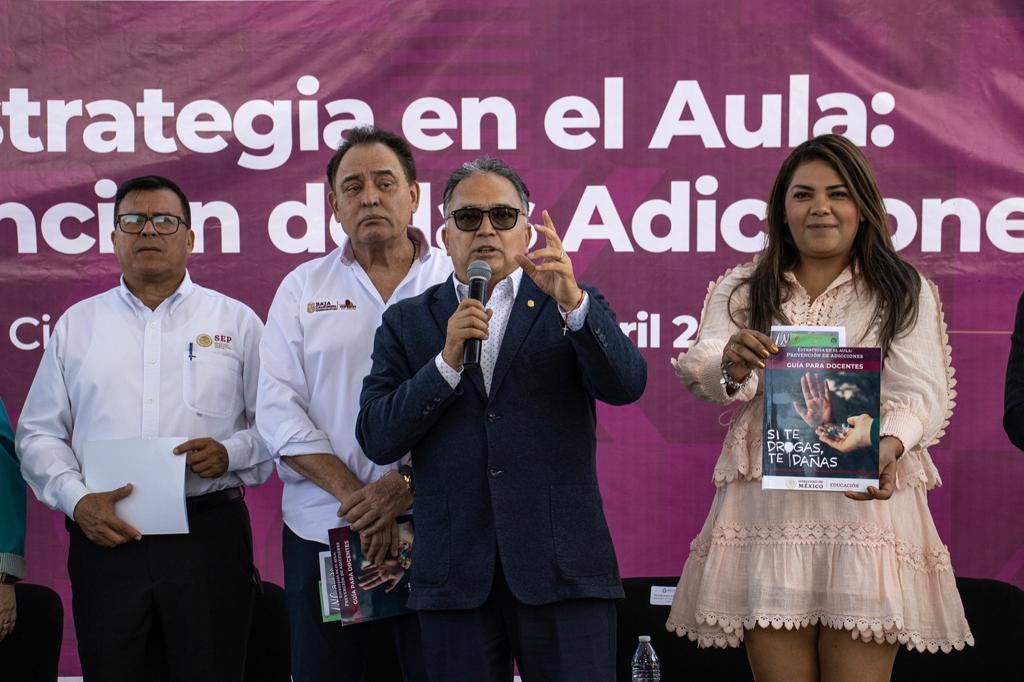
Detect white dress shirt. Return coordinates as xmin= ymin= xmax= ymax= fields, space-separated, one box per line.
xmin=257 ymin=227 xmax=452 ymax=544
xmin=16 ymin=272 xmax=272 ymax=519
xmin=435 ymin=268 xmax=590 ymax=392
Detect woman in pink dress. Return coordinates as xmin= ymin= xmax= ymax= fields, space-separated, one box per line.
xmin=666 ymin=134 xmax=973 ymax=681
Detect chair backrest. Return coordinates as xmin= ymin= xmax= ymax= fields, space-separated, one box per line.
xmin=245 ymin=581 xmax=291 ymax=682
xmin=891 ymin=576 xmax=1024 ymax=680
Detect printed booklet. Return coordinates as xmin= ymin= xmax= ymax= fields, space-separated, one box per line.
xmin=320 ymin=516 xmax=414 ymax=625
xmin=762 ymin=344 xmax=881 ymax=492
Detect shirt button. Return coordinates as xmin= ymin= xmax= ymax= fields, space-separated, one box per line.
xmin=487 ymin=413 xmax=499 ymax=423
xmin=145 ymin=398 xmax=154 ymax=404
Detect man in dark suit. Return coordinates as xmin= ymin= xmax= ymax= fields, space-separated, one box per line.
xmin=356 ymin=156 xmax=646 ymax=681
xmin=1005 ymin=290 xmax=1024 ymax=450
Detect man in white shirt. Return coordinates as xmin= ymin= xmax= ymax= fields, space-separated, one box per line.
xmin=17 ymin=175 xmax=271 ymax=682
xmin=257 ymin=127 xmax=450 ymax=681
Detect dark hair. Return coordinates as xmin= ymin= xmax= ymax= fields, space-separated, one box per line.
xmin=114 ymin=175 xmax=191 ymax=227
xmin=441 ymin=156 xmax=530 ymax=216
xmin=730 ymin=134 xmax=921 ymax=356
xmin=325 ymin=126 xmax=417 ymax=188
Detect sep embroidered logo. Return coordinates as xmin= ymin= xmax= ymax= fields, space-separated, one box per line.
xmin=196 ymin=333 xmax=232 ymax=349
xmin=306 ymin=300 xmax=358 ymax=313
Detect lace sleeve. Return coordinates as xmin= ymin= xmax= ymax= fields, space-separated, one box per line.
xmin=673 ymin=263 xmax=760 ymax=405
xmin=879 ymin=276 xmax=955 ymax=453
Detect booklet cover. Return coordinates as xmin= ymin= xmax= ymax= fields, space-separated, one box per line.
xmin=318 ymin=550 xmax=341 ymax=623
xmin=762 ymin=346 xmax=881 ymax=492
xmin=326 ymin=516 xmax=414 ymax=626
xmin=770 ymin=325 xmax=846 ymax=348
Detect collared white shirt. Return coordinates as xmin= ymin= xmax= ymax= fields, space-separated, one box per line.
xmin=257 ymin=227 xmax=452 ymax=544
xmin=435 ymin=268 xmax=590 ymax=392
xmin=16 ymin=272 xmax=272 ymax=519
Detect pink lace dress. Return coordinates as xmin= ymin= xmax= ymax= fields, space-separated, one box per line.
xmin=665 ymin=263 xmax=974 ymax=653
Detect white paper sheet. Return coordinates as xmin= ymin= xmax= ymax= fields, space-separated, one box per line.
xmin=81 ymin=437 xmax=189 ymax=535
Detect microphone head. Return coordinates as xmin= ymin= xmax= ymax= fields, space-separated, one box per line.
xmin=466 ymin=260 xmax=492 ymax=282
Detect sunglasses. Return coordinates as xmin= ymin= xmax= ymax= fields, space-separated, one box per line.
xmin=448 ymin=206 xmax=523 ymax=232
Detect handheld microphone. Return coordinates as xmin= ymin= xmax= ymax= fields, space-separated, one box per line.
xmin=462 ymin=259 xmax=492 ymax=367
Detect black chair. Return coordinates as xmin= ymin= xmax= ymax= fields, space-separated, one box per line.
xmin=0 ymin=583 xmax=64 ymax=682
xmin=245 ymin=581 xmax=291 ymax=682
xmin=617 ymin=576 xmax=1024 ymax=681
xmin=891 ymin=577 xmax=1024 ymax=681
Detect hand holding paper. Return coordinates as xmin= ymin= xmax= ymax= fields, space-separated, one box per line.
xmin=173 ymin=437 xmax=229 ymax=478
xmin=73 ymin=483 xmax=141 ymax=547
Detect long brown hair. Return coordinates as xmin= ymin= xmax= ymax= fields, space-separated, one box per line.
xmin=729 ymin=134 xmax=920 ymax=356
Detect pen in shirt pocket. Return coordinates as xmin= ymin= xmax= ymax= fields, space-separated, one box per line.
xmin=188 ymin=342 xmax=195 ymax=361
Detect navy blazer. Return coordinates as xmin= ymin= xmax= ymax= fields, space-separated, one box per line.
xmin=1005 ymin=291 xmax=1024 ymax=451
xmin=357 ymin=274 xmax=647 ymax=610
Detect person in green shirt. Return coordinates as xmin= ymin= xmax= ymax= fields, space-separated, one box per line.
xmin=0 ymin=398 xmax=63 ymax=679
xmin=0 ymin=398 xmax=25 ymax=642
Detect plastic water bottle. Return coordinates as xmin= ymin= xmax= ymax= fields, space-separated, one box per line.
xmin=630 ymin=635 xmax=660 ymax=681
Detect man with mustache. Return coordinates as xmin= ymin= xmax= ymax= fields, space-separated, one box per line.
xmin=17 ymin=175 xmax=271 ymax=681
xmin=257 ymin=127 xmax=450 ymax=681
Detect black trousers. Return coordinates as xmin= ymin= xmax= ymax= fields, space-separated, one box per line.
xmin=0 ymin=582 xmax=63 ymax=682
xmin=67 ymin=494 xmax=257 ymax=682
xmin=417 ymin=559 xmax=617 ymax=682
xmin=282 ymin=524 xmax=427 ymax=682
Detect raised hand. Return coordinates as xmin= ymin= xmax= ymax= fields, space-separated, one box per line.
xmin=515 ymin=210 xmax=583 ymax=311
xmin=793 ymin=372 xmax=832 ymax=427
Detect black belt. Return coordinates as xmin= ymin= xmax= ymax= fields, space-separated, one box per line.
xmin=186 ymin=486 xmax=243 ymax=514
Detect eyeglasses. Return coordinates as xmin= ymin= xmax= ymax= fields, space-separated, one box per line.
xmin=448 ymin=206 xmax=523 ymax=232
xmin=115 ymin=213 xmax=188 ymax=235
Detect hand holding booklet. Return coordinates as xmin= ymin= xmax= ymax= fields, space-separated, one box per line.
xmin=762 ymin=326 xmax=881 ymax=493
xmin=319 ymin=516 xmax=414 ymax=625
xmin=81 ymin=437 xmax=189 ymax=534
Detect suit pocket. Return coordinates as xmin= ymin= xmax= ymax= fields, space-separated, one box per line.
xmin=410 ymin=494 xmax=450 ymax=586
xmin=550 ymin=485 xmax=618 ymax=579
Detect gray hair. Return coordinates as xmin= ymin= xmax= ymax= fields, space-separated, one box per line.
xmin=441 ymin=156 xmax=530 ymax=217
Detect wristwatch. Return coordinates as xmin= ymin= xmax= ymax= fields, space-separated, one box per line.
xmin=0 ymin=572 xmax=19 ymax=585
xmin=397 ymin=465 xmax=415 ymax=496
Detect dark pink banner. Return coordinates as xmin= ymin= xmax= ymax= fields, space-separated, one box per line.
xmin=2 ymin=1 xmax=1022 ymax=674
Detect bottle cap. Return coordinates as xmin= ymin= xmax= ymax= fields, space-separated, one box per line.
xmin=638 ymin=635 xmax=651 ymax=642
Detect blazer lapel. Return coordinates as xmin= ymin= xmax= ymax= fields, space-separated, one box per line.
xmin=429 ymin=277 xmax=458 ymax=334
xmin=488 ymin=275 xmax=546 ymax=399
xmin=430 ymin=276 xmax=486 ymax=399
